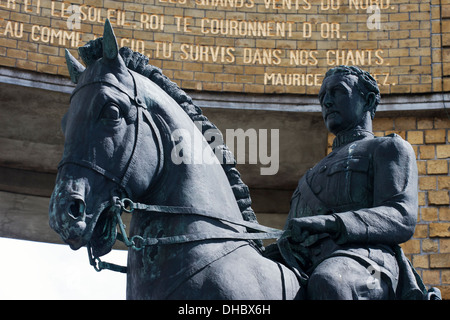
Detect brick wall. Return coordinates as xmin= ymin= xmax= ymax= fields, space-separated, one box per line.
xmin=328 ymin=114 xmax=450 ymax=299
xmin=0 ymin=0 xmax=445 ymax=95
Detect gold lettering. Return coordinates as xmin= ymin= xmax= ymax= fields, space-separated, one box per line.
xmin=60 ymin=2 xmax=70 ymax=18
xmin=31 ymin=25 xmax=40 ymax=42
xmin=181 ymin=44 xmax=235 ymax=63
xmin=51 ymin=1 xmax=58 ymax=17
xmin=200 ymin=18 xmax=293 ymax=37
xmin=349 ymin=0 xmax=390 ymax=10
xmin=303 ymin=22 xmax=312 ymax=38
xmin=321 ymin=0 xmax=340 ymax=10
xmin=289 ymin=50 xmax=318 ymax=66
xmin=375 ymin=49 xmax=384 ymax=65
xmin=264 ymin=73 xmax=321 ymax=86
xmin=2 ymin=21 xmax=23 ymax=38
xmin=30 ymin=25 xmax=81 ymax=47
xmin=244 ymin=48 xmax=282 ymax=65
xmin=326 ymin=50 xmax=385 ymax=66
xmin=175 ymin=16 xmax=191 ymax=33
xmin=141 ymin=13 xmax=165 ymax=30
xmin=197 ymin=0 xmax=254 ymax=8
xmin=320 ymin=22 xmax=341 ymax=39
xmin=24 ymin=0 xmax=31 ymax=12
xmin=263 ymin=0 xmax=310 ymax=10
xmin=155 ymin=41 xmax=172 ymax=58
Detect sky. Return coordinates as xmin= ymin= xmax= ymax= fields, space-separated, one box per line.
xmin=0 ymin=237 xmax=128 ymax=300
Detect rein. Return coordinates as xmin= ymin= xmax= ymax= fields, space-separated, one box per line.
xmin=87 ymin=197 xmax=288 ymax=273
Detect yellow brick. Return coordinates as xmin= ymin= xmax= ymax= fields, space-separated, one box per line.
xmin=439 ymin=176 xmax=450 ymax=190
xmin=443 ymin=270 xmax=450 ymax=284
xmin=389 ymin=13 xmax=410 ymax=22
xmin=413 ymin=224 xmax=428 ymax=238
xmin=28 ymin=52 xmax=47 ymax=63
xmin=245 ymin=84 xmax=264 ymax=94
xmin=425 ymin=129 xmax=447 ymax=144
xmin=48 ymin=55 xmax=65 ymax=66
xmin=441 ymin=239 xmax=450 ymax=253
xmin=7 ymin=48 xmax=27 ymax=60
xmin=417 ymin=161 xmax=427 ymax=175
xmin=427 ymin=160 xmax=449 ymax=174
xmin=401 ymin=239 xmax=421 ymax=254
xmin=203 ymin=82 xmax=222 ymax=91
xmin=417 ymin=118 xmax=434 ymax=129
xmin=443 ymin=5 xmax=450 ymax=18
xmin=181 ymin=81 xmax=201 ymax=91
xmin=424 ymin=248 xmax=438 ymax=263
xmin=389 ymin=48 xmax=410 ymax=57
xmin=412 ymin=254 xmax=429 ymax=269
xmin=419 ymin=145 xmax=435 ymax=159
xmin=37 ymin=63 xmax=57 ymax=74
xmin=430 ymin=253 xmax=450 ymax=268
xmin=443 ymin=78 xmax=450 ymax=92
xmin=174 ymin=71 xmax=193 ymax=81
xmin=223 ymin=83 xmax=244 ymax=92
xmin=435 ymin=118 xmax=450 ymax=129
xmin=419 ymin=192 xmax=427 ymax=206
xmin=0 ymin=37 xmax=18 ymax=49
xmin=407 ymin=131 xmax=424 ymax=145
xmin=422 ymin=270 xmax=440 ymax=284
xmin=194 ymin=72 xmax=214 ymax=82
xmin=0 ymin=56 xmax=16 ymax=67
xmin=10 ymin=12 xmax=31 ymax=23
xmin=441 ymin=207 xmax=450 ymax=221
xmin=437 ymin=145 xmax=450 ymax=158
xmin=429 ymin=191 xmax=450 ymax=205
xmin=38 ymin=45 xmax=59 ymax=56
xmin=419 ymin=176 xmax=437 ymax=190
xmin=17 ymin=41 xmax=38 ymax=52
xmin=399 ymin=4 xmax=420 ymax=12
xmin=373 ymin=118 xmax=394 ymax=131
xmin=421 ymin=207 xmax=438 ymax=221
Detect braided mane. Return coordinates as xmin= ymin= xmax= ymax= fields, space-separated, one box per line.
xmin=77 ymin=39 xmax=262 ymax=248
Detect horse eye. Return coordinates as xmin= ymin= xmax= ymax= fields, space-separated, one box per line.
xmin=100 ymin=104 xmax=121 ymax=123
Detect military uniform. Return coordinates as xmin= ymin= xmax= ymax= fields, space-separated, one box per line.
xmin=281 ymin=128 xmax=431 ymax=299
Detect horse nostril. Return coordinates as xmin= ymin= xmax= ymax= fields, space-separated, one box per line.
xmin=67 ymin=199 xmax=86 ymax=220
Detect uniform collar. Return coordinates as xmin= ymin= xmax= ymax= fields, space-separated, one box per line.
xmin=332 ymin=129 xmax=374 ymax=150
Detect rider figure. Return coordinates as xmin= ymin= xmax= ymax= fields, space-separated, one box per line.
xmin=276 ymin=65 xmax=439 ymax=299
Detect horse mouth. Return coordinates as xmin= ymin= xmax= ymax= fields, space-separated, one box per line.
xmin=90 ymin=206 xmax=119 ymax=257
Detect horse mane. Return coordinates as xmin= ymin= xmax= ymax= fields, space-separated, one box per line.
xmin=77 ymin=39 xmax=262 ymax=248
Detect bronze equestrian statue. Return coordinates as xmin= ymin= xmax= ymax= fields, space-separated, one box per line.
xmin=49 ymin=20 xmax=440 ymax=300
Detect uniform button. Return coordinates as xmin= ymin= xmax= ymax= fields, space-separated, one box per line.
xmin=312 ymin=185 xmax=322 ymax=194
xmin=319 ymin=165 xmax=327 ymax=173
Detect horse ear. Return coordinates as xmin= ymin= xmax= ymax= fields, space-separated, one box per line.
xmin=103 ymin=19 xmax=119 ymax=61
xmin=65 ymin=49 xmax=85 ymax=84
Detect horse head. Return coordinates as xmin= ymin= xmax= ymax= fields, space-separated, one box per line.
xmin=49 ymin=20 xmax=164 ymax=257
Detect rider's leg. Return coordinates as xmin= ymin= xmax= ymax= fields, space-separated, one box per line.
xmin=306 ymin=256 xmax=393 ymax=300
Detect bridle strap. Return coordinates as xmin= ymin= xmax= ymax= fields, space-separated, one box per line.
xmin=88 ymin=197 xmax=288 ymax=273
xmin=60 ymin=70 xmax=164 ymax=199
xmin=117 ymin=197 xmax=284 ymax=235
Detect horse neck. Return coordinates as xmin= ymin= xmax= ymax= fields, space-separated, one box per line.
xmin=131 ymin=82 xmax=245 ymax=235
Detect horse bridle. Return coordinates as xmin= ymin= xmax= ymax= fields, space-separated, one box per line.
xmin=61 ymin=70 xmax=286 ymax=274
xmin=59 ymin=70 xmax=165 ymax=199
xmin=87 ymin=196 xmax=287 ymax=273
